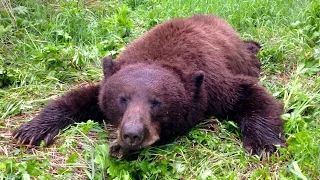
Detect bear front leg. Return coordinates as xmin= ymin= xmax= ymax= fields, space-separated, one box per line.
xmin=230 ymin=78 xmax=286 ymax=156
xmin=13 ymin=84 xmax=104 ymax=146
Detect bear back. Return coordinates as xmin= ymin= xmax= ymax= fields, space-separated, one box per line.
xmin=115 ymin=15 xmax=261 ymax=79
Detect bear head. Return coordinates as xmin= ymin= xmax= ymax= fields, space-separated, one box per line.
xmin=98 ymin=57 xmax=207 ymax=158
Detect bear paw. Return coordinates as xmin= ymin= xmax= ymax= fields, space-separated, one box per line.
xmin=12 ymin=121 xmax=60 ymax=146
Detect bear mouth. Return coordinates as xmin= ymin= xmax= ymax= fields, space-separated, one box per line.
xmin=109 ymin=136 xmax=160 ymax=159
xmin=108 ymin=130 xmax=160 ymax=159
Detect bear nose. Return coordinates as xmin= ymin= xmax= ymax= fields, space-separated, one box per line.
xmin=122 ymin=124 xmax=144 ymax=147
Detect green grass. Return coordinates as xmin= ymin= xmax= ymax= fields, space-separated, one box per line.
xmin=1 ymin=0 xmax=319 ymax=179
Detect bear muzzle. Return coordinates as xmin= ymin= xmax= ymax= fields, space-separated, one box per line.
xmin=121 ymin=123 xmax=145 ymax=147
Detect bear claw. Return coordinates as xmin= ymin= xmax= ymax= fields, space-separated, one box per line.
xmin=29 ymin=136 xmax=35 ymax=146
xmin=244 ymin=142 xmax=284 ymax=161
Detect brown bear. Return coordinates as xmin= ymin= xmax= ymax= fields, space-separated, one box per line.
xmin=13 ymin=15 xmax=286 ymax=159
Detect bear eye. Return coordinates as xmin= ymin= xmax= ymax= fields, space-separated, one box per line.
xmin=119 ymin=96 xmax=129 ymax=105
xmin=150 ymin=98 xmax=162 ymax=110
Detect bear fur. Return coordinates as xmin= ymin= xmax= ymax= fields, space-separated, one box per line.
xmin=13 ymin=15 xmax=286 ymax=158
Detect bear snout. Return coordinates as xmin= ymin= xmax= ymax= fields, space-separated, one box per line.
xmin=121 ymin=123 xmax=145 ymax=148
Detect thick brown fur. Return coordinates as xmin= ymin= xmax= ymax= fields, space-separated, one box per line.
xmin=13 ymin=15 xmax=286 ymax=158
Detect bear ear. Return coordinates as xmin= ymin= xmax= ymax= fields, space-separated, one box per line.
xmin=243 ymin=40 xmax=262 ymax=55
xmin=191 ymin=70 xmax=205 ymax=90
xmin=102 ymin=56 xmax=115 ymax=78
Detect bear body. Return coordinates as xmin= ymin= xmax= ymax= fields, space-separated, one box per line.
xmin=13 ymin=15 xmax=285 ymax=158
